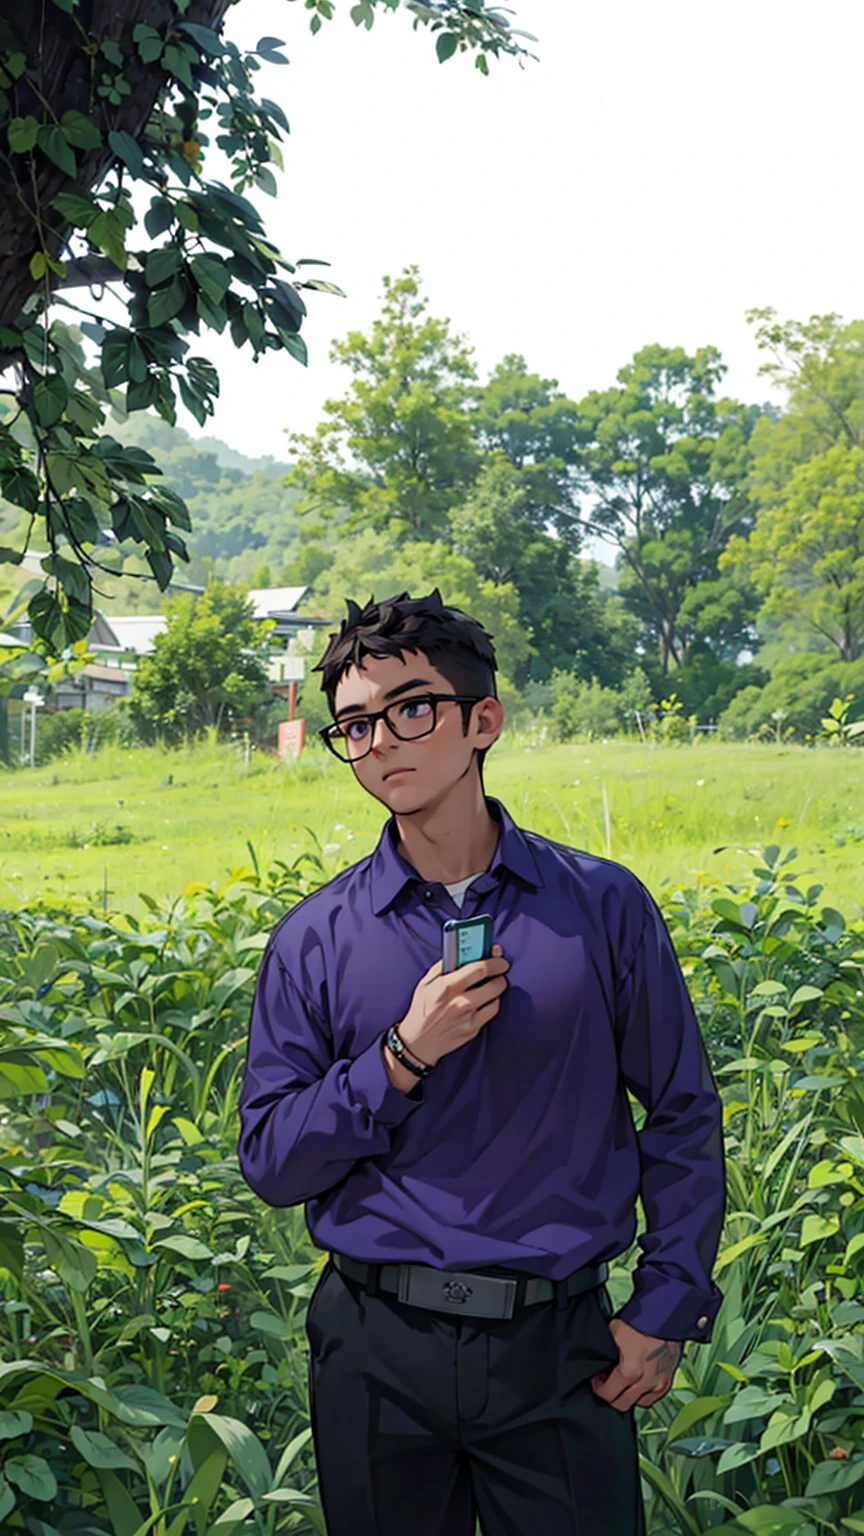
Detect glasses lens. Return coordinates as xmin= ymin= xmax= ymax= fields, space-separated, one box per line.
xmin=388 ymin=696 xmax=436 ymax=740
xmin=329 ymin=718 xmax=372 ymax=760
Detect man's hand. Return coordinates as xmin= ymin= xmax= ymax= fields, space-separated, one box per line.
xmin=590 ymin=1317 xmax=683 ymax=1412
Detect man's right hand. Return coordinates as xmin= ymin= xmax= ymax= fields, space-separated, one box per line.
xmin=396 ymin=944 xmax=510 ymax=1068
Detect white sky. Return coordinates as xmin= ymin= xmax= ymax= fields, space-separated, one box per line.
xmin=179 ymin=0 xmax=862 ymax=472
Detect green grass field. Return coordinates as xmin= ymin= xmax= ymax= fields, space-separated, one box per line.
xmin=1 ymin=732 xmax=863 ymax=920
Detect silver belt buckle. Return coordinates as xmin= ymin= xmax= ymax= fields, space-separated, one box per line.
xmin=397 ymin=1265 xmax=518 ymax=1319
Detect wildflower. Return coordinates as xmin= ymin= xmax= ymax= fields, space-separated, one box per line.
xmin=829 ymin=1447 xmax=849 ymax=1459
xmin=696 ymin=779 xmax=704 ymax=786
xmin=217 ymin=1283 xmax=231 ymax=1292
xmin=776 ymin=817 xmax=791 ymax=828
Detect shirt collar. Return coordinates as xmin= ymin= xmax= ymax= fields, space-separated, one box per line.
xmin=369 ymin=796 xmax=544 ymax=917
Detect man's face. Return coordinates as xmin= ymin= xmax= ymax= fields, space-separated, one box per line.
xmin=330 ymin=652 xmax=503 ymax=814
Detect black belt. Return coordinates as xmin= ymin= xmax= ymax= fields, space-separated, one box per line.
xmin=330 ymin=1252 xmax=608 ymax=1321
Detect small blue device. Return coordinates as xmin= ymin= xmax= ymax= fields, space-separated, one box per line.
xmin=442 ymin=913 xmax=494 ymax=973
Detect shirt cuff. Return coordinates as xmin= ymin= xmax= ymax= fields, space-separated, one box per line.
xmin=346 ymin=1032 xmax=427 ymax=1125
xmin=616 ymin=1270 xmax=723 ymax=1344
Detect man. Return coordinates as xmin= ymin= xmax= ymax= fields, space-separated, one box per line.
xmin=237 ymin=589 xmax=726 ymax=1536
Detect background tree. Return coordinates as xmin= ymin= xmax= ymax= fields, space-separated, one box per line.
xmin=287 ymin=267 xmax=480 ymax=542
xmin=473 ymin=353 xmax=582 ymax=551
xmin=722 ymin=442 xmax=864 ymax=663
xmin=0 ymin=2 xmax=530 ymax=658
xmin=448 ymin=451 xmax=638 ymax=683
xmin=722 ymin=310 xmax=864 ymax=665
xmin=573 ymin=343 xmax=765 ymax=676
xmin=127 ymin=577 xmax=274 ymax=744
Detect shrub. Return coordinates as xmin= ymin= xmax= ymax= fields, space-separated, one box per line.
xmin=550 ymin=673 xmax=625 ymax=741
xmin=717 ymin=654 xmax=864 ymax=741
xmin=31 ymin=704 xmax=141 ymax=766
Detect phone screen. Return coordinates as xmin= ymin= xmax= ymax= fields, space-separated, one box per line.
xmin=442 ymin=914 xmax=493 ymax=973
xmin=456 ymin=923 xmax=489 ymax=966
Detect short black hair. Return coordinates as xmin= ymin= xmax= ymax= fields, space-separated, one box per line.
xmin=313 ymin=588 xmax=499 ymax=774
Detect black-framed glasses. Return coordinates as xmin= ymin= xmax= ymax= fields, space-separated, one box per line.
xmin=319 ymin=693 xmax=483 ymax=763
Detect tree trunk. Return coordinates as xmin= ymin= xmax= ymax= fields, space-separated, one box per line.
xmin=0 ymin=0 xmax=232 ymax=340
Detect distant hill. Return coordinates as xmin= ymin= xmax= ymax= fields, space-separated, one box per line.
xmin=193 ymin=434 xmax=291 ymax=478
xmin=105 ymin=411 xmax=305 ymax=593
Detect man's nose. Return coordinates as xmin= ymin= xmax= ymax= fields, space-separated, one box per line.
xmin=370 ymin=715 xmax=393 ymax=753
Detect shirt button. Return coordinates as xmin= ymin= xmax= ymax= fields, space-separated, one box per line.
xmin=697 ymin=1315 xmax=708 ymax=1328
xmin=425 ymin=889 xmax=433 ymax=899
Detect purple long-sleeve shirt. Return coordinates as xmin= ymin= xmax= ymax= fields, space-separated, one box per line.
xmin=237 ymin=797 xmax=726 ymax=1343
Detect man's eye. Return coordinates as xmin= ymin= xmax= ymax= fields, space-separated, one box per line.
xmin=399 ymin=698 xmax=432 ymax=720
xmin=345 ymin=719 xmax=370 ymax=741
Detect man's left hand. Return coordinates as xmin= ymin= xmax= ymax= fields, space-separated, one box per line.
xmin=590 ymin=1317 xmax=683 ymax=1412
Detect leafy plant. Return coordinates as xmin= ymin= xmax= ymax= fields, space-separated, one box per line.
xmin=819 ymin=695 xmax=864 ymax=747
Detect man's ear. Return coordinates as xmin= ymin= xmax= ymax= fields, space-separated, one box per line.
xmin=474 ymin=695 xmax=504 ymax=746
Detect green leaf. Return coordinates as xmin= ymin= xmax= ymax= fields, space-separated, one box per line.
xmin=4 ymin=54 xmax=27 ymax=81
xmin=189 ymin=253 xmax=230 ymax=304
xmin=70 ymin=1426 xmax=138 ymax=1472
xmin=0 ymin=464 xmax=40 ymax=512
xmin=146 ymin=246 xmax=182 ymax=287
xmin=163 ymin=43 xmax=194 ymax=87
xmin=148 ymin=275 xmax=186 ymax=327
xmin=60 ymin=109 xmax=101 ymax=149
xmin=0 ymin=1410 xmax=32 ymax=1442
xmin=52 ymin=191 xmax=99 ymax=228
xmin=254 ymin=166 xmax=277 ymax=197
xmin=146 ymin=547 xmax=174 ymax=589
xmin=144 ymin=196 xmax=175 ymax=238
xmin=175 ymin=199 xmax=198 ymax=233
xmin=806 ymin=1456 xmax=864 ymax=1497
xmin=108 ymin=129 xmax=144 ymax=177
xmin=250 ymin=1310 xmax=291 ymax=1340
xmin=187 ymin=1413 xmax=272 ymax=1501
xmin=177 ymin=373 xmax=207 ymax=427
xmin=800 ymin=1212 xmax=840 ymax=1247
xmin=33 ymin=373 xmax=69 ymax=427
xmin=41 ymin=552 xmax=91 ymax=607
xmin=790 ymin=984 xmax=823 ymax=1008
xmin=8 ymin=115 xmax=38 ymax=153
xmin=127 ymin=375 xmax=159 ymax=412
xmin=38 ymin=124 xmax=76 ymax=177
xmin=90 ymin=210 xmax=128 ymax=272
xmin=136 ymin=34 xmax=165 ymax=65
xmin=153 ymin=1234 xmax=212 ymax=1260
xmin=29 ymin=251 xmax=46 ymax=281
xmin=281 ymin=331 xmax=307 ymax=366
xmin=4 ymin=1454 xmax=56 ymax=1502
xmin=100 ymin=330 xmax=133 ymax=389
xmin=256 ymin=35 xmax=289 ymax=62
xmin=63 ymin=494 xmax=100 ymax=543
xmin=436 ymin=32 xmax=459 ymax=62
xmin=176 ymin=21 xmax=222 ymax=54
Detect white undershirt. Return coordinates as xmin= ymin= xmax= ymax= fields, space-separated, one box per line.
xmin=442 ymin=872 xmax=485 ymax=910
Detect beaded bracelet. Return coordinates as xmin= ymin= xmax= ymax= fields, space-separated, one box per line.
xmin=385 ymin=1024 xmax=436 ymax=1079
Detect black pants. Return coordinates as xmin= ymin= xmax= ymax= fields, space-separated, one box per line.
xmin=305 ymin=1257 xmax=646 ymax=1536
